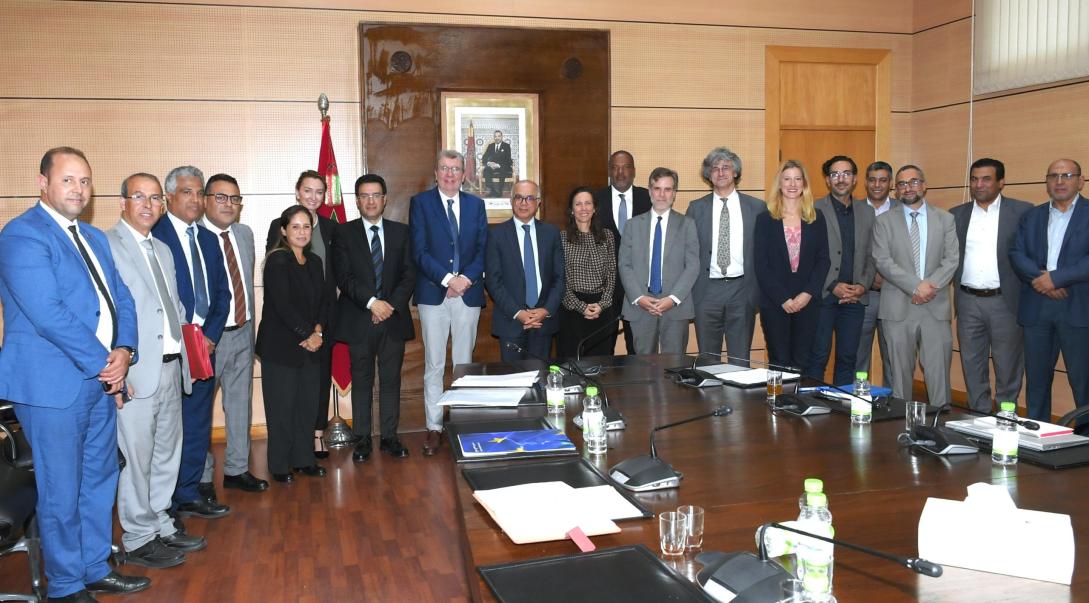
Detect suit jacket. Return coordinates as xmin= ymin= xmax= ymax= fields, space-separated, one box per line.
xmin=872 ymin=202 xmax=959 ymax=322
xmin=1010 ymin=195 xmax=1089 ymax=327
xmin=151 ymin=214 xmax=231 ymax=344
xmin=951 ymin=195 xmax=1032 ymax=316
xmin=686 ymin=191 xmax=767 ymax=307
xmin=815 ymin=196 xmax=877 ymax=299
xmin=332 ymin=218 xmax=416 ymax=342
xmin=409 ymin=187 xmax=488 ymax=307
xmin=617 ymin=209 xmax=701 ymax=321
xmin=256 ymin=250 xmax=332 ymax=366
xmin=485 ymin=219 xmax=565 ymax=337
xmin=753 ymin=212 xmax=830 ymax=308
xmin=0 ymin=204 xmax=138 ymax=408
xmin=106 ymin=222 xmax=193 ymax=397
xmin=481 ymin=141 xmax=513 ymax=174
xmin=266 ymin=213 xmax=336 ymax=261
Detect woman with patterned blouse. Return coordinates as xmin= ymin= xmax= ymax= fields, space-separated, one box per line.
xmin=558 ymin=186 xmax=617 ymax=358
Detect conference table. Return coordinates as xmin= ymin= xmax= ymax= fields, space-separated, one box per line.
xmin=447 ymin=354 xmax=1088 ymax=602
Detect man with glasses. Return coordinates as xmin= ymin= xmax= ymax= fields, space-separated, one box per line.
xmin=409 ymin=150 xmax=487 ymax=456
xmin=808 ymin=156 xmax=876 ymax=386
xmin=686 ymin=147 xmax=765 ymax=364
xmin=485 ymin=180 xmax=564 ymax=361
xmin=333 ymin=174 xmax=415 ymax=463
xmin=152 ymin=166 xmax=232 ymax=522
xmin=200 ymin=174 xmax=268 ymax=494
xmin=856 ymin=161 xmax=898 ymax=386
xmin=951 ymin=158 xmax=1031 ymax=413
xmin=872 ymin=165 xmax=958 ymax=407
xmin=107 ymin=173 xmax=207 ymax=569
xmin=1010 ymin=159 xmax=1089 ymax=421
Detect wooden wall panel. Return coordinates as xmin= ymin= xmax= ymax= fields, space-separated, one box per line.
xmin=890 ymin=112 xmax=912 ymax=168
xmin=910 ymin=104 xmax=970 ymax=188
xmin=780 ymin=63 xmax=876 ymax=128
xmin=913 ymin=0 xmax=972 ymax=33
xmin=911 ymin=18 xmax=971 ymax=111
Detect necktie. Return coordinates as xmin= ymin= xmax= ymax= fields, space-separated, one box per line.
xmin=370 ymin=225 xmax=383 ymax=297
xmin=219 ymin=231 xmax=247 ymax=327
xmin=617 ymin=193 xmax=627 ymax=236
xmin=446 ymin=198 xmax=461 ymax=274
xmin=910 ymin=211 xmax=921 ymax=278
xmin=522 ymin=224 xmax=538 ymax=307
xmin=186 ymin=225 xmax=210 ymax=318
xmin=142 ymin=239 xmax=182 ymax=341
xmin=650 ymin=216 xmax=663 ymax=296
xmin=717 ymin=197 xmax=731 ymax=272
xmin=68 ymin=225 xmax=118 ymax=347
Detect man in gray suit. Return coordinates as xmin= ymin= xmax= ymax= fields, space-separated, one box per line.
xmin=618 ymin=167 xmax=700 ymax=354
xmin=686 ymin=147 xmax=765 ymax=363
xmin=808 ymin=156 xmax=876 ymax=386
xmin=951 ymin=158 xmax=1032 ymax=412
xmin=872 ymin=165 xmax=959 ymax=406
xmin=856 ymin=161 xmax=898 ymax=385
xmin=199 ymin=174 xmax=268 ymax=494
xmin=107 ymin=173 xmax=206 ymax=568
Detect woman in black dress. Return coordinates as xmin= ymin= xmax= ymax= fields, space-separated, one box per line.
xmin=256 ymin=205 xmax=333 ymax=482
xmin=557 ymin=186 xmax=617 ymax=359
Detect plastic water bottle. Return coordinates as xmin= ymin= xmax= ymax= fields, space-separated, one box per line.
xmin=798 ymin=477 xmax=824 ymax=511
xmin=581 ymin=386 xmax=607 ymax=455
xmin=757 ymin=478 xmax=828 ymax=558
xmin=546 ymin=365 xmax=565 ymax=414
xmin=797 ymin=492 xmax=836 ymax=602
xmin=850 ymin=371 xmax=872 ymax=424
xmin=991 ymin=401 xmax=1019 ymax=466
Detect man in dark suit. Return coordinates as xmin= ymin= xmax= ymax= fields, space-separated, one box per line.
xmin=856 ymin=161 xmax=898 ymax=386
xmin=0 ymin=147 xmax=149 ymax=599
xmin=808 ymin=155 xmax=876 ymax=386
xmin=333 ymin=174 xmax=416 ymax=463
xmin=481 ymin=130 xmax=513 ymax=197
xmin=410 ymin=150 xmax=488 ymax=456
xmin=1010 ymin=158 xmax=1089 ymax=421
xmin=593 ymin=150 xmax=651 ymax=355
xmin=265 ymin=170 xmax=337 ymax=459
xmin=200 ymin=174 xmax=267 ymax=493
xmin=951 ymin=158 xmax=1032 ymax=413
xmin=686 ymin=147 xmax=765 ymax=364
xmin=153 ymin=166 xmax=231 ymax=521
xmin=485 ymin=180 xmax=565 ymax=361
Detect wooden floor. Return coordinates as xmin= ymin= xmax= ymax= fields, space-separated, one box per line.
xmin=0 ymin=433 xmax=470 ymax=602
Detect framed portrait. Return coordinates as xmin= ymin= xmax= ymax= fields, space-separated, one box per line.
xmin=440 ymin=92 xmax=540 ymax=221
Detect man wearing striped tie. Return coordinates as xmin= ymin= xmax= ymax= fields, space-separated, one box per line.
xmin=871 ymin=165 xmax=959 ymax=407
xmin=334 ymin=174 xmax=416 ymax=463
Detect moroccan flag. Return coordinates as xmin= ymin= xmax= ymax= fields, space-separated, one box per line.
xmin=317 ymin=115 xmax=351 ymax=394
xmin=464 ymin=120 xmax=477 ymax=187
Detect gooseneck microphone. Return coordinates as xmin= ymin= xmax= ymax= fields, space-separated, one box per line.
xmin=899 ymin=403 xmax=979 ymax=455
xmin=573 ymin=319 xmax=627 ymax=375
xmin=760 ymin=522 xmax=943 ymax=577
xmin=608 ymin=405 xmax=732 ymax=492
xmin=951 ymin=402 xmax=1041 ymax=431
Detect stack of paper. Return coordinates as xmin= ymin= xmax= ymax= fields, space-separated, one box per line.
xmin=473 ymin=481 xmax=642 ymax=544
xmin=716 ymin=368 xmax=800 ymax=386
xmin=971 ymin=416 xmax=1073 ymax=438
xmin=451 ymin=370 xmax=540 ymax=388
xmin=438 ymin=388 xmax=528 ymax=408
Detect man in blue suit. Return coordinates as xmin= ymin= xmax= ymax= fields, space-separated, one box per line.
xmin=152 ymin=166 xmax=231 ymax=520
xmin=485 ymin=180 xmax=565 ymax=361
xmin=0 ymin=147 xmax=149 ymax=600
xmin=1010 ymin=158 xmax=1089 ymax=421
xmin=409 ymin=150 xmax=488 ymax=456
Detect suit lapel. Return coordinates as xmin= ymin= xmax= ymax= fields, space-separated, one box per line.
xmin=823 ymin=198 xmax=842 ymax=241
xmin=117 ymin=225 xmax=158 ymax=295
xmin=1057 ymin=195 xmax=1087 ymax=264
xmin=924 ymin=205 xmax=941 ymax=272
xmin=510 ymin=221 xmax=526 ymax=296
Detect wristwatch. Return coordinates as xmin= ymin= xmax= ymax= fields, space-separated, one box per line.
xmin=115 ymin=346 xmax=137 ymax=366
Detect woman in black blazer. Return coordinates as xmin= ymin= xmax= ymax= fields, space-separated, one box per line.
xmin=256 ymin=205 xmax=333 ymax=482
xmin=754 ymin=160 xmax=830 ymax=370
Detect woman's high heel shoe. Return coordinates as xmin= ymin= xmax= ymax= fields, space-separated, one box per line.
xmin=314 ymin=432 xmax=329 ymax=459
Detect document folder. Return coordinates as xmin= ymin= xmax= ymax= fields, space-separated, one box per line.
xmin=181 ymin=323 xmax=213 ymax=380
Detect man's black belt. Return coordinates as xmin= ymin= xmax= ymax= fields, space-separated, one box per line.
xmin=223 ymin=324 xmax=244 ymax=332
xmin=163 ymin=353 xmax=181 ymax=363
xmin=711 ymin=275 xmax=744 ymax=281
xmin=959 ymin=285 xmax=1001 ymax=297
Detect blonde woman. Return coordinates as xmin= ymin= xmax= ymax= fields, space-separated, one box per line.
xmin=754 ymin=160 xmax=830 ymax=369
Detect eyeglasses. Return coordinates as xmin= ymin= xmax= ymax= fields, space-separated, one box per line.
xmin=829 ymin=171 xmax=855 ymax=180
xmin=205 ymin=192 xmax=243 ymax=205
xmin=513 ymin=195 xmax=539 ymax=204
xmin=123 ymin=193 xmax=165 ymax=205
xmin=1045 ymin=172 xmax=1082 ymax=182
xmin=437 ymin=166 xmax=464 ymax=174
xmin=711 ymin=164 xmax=733 ymax=174
xmin=358 ymin=193 xmax=386 ymax=201
xmin=896 ymin=179 xmax=925 ymax=189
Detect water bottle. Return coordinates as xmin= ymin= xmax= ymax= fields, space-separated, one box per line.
xmin=797 ymin=492 xmax=836 ymax=602
xmin=991 ymin=401 xmax=1019 ymax=466
xmin=799 ymin=477 xmax=824 ymax=511
xmin=850 ymin=371 xmax=872 ymax=425
xmin=756 ymin=520 xmax=801 ymax=558
xmin=581 ymin=386 xmax=607 ymax=455
xmin=546 ymin=365 xmax=565 ymax=414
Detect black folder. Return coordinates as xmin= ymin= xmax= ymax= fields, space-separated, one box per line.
xmin=446 ymin=417 xmax=579 ymax=464
xmin=964 ymin=435 xmax=1089 ymax=469
xmin=818 ymin=394 xmax=907 ymax=422
xmin=478 ymin=545 xmax=716 ymax=603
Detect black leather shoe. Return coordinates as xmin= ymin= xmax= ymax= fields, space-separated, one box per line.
xmin=48 ymin=590 xmax=98 ymax=602
xmin=314 ymin=433 xmax=329 ymax=460
xmin=168 ymin=509 xmax=186 ymax=535
xmin=175 ymin=499 xmax=231 ymax=519
xmin=196 ymin=481 xmax=218 ymax=504
xmin=125 ymin=537 xmax=185 ymax=569
xmin=380 ymin=437 xmax=409 ymax=458
xmin=352 ymin=437 xmax=372 ymax=463
xmin=223 ymin=471 xmax=269 ymax=492
xmin=271 ymin=472 xmax=294 ymax=483
xmin=85 ymin=571 xmax=151 ymax=594
xmin=161 ymin=530 xmax=207 ymax=552
xmin=294 ymin=464 xmax=327 ymax=477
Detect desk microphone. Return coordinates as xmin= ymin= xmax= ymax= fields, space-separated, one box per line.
xmin=950 ymin=402 xmax=1041 ymax=431
xmin=677 ymin=352 xmax=834 ymax=416
xmin=670 ymin=350 xmax=799 ymax=389
xmin=900 ymin=403 xmax=979 ymax=456
xmin=608 ymin=404 xmax=732 ymax=492
xmin=696 ymin=522 xmax=942 ymax=602
xmin=571 ymin=319 xmax=626 ymax=376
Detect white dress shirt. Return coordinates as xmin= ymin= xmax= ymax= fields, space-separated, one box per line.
xmin=710 ymin=190 xmax=745 ymax=278
xmin=40 ymin=201 xmax=113 ymax=349
xmin=611 ymin=186 xmax=634 ymax=231
xmin=121 ymin=220 xmax=181 ymax=354
xmin=201 ymin=218 xmax=252 ymax=326
xmin=962 ymin=196 xmax=1003 ymax=289
xmin=868 ymin=196 xmax=893 ymax=216
xmin=166 ymin=212 xmax=210 ymax=325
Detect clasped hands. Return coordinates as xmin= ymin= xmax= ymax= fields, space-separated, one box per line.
xmin=832 ymin=282 xmax=866 ymax=304
xmin=582 ymin=302 xmax=602 ymax=320
xmin=636 ymin=296 xmax=675 ymax=317
xmin=516 ymin=308 xmax=549 ymax=329
xmin=299 ymin=329 xmax=323 ymax=352
xmin=911 ymin=281 xmax=939 ymax=305
xmin=371 ymin=299 xmax=394 ymax=324
xmin=781 ymin=291 xmax=812 ymax=314
xmin=1032 ymin=270 xmax=1068 ymax=299
xmin=446 ymin=275 xmax=472 ymax=298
